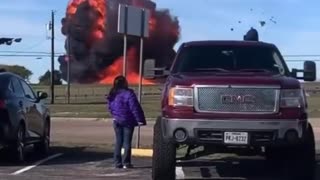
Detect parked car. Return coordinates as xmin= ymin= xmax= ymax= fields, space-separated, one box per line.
xmin=0 ymin=72 xmax=50 ymax=162
xmin=148 ymin=40 xmax=317 ymax=180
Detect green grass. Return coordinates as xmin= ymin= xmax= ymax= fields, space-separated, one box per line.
xmin=30 ymin=84 xmax=320 ymax=118
xmin=49 ymin=100 xmax=161 ymax=118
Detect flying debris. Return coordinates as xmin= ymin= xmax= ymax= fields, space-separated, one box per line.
xmin=59 ymin=0 xmax=180 ymax=84
xmin=259 ymin=21 xmax=266 ymax=27
xmin=244 ymin=27 xmax=259 ymax=41
xmin=270 ymin=17 xmax=277 ymax=24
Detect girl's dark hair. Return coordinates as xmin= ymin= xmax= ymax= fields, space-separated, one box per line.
xmin=108 ymin=75 xmax=128 ymax=100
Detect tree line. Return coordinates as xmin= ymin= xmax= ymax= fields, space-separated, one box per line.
xmin=0 ymin=64 xmax=63 ymax=85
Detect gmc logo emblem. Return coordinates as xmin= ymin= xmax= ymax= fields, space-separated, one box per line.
xmin=221 ymin=95 xmax=256 ymax=104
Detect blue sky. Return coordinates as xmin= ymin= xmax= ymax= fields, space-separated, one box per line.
xmin=0 ymin=0 xmax=319 ymax=83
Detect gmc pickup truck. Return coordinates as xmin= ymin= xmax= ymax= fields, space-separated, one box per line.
xmin=149 ymin=40 xmax=317 ymax=180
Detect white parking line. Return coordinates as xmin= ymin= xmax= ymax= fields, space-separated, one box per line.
xmin=11 ymin=153 xmax=63 ymax=175
xmin=176 ymin=166 xmax=185 ymax=179
xmin=96 ymin=172 xmax=135 ymax=177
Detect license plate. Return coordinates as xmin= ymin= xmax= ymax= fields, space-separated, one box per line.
xmin=224 ymin=132 xmax=248 ymax=145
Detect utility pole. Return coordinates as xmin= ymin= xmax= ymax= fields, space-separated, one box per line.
xmin=67 ymin=36 xmax=71 ymax=104
xmin=50 ymin=10 xmax=55 ymax=104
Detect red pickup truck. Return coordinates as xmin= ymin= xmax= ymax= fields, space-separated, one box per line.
xmin=148 ymin=40 xmax=317 ymax=180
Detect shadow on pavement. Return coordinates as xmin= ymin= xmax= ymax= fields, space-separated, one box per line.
xmin=177 ymin=153 xmax=320 ymax=180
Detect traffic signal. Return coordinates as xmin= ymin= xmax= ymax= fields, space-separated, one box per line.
xmin=0 ymin=38 xmax=22 ymax=45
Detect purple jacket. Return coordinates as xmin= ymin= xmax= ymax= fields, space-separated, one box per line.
xmin=107 ymin=88 xmax=146 ymax=127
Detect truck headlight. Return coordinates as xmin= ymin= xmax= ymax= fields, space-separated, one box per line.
xmin=280 ymin=89 xmax=304 ymax=108
xmin=168 ymin=87 xmax=194 ymax=107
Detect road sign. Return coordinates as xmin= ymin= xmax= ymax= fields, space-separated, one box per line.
xmin=118 ymin=4 xmax=150 ymax=37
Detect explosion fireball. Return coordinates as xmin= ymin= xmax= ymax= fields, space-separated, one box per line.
xmin=59 ymin=0 xmax=180 ymax=84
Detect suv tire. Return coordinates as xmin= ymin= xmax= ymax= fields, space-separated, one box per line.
xmin=285 ymin=123 xmax=316 ymax=180
xmin=34 ymin=121 xmax=50 ymax=157
xmin=152 ymin=117 xmax=176 ymax=180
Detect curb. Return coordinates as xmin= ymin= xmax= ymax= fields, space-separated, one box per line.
xmin=121 ymin=148 xmax=153 ymax=157
xmin=51 ymin=117 xmax=105 ymax=121
xmin=51 ymin=117 xmax=156 ymax=122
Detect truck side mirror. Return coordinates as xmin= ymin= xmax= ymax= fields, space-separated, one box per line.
xmin=292 ymin=61 xmax=316 ymax=82
xmin=143 ymin=59 xmax=170 ymax=79
xmin=303 ymin=61 xmax=316 ymax=81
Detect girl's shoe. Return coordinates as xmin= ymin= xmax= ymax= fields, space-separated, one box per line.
xmin=115 ymin=164 xmax=123 ymax=169
xmin=123 ymin=164 xmax=133 ymax=169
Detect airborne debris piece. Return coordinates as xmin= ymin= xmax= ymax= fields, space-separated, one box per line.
xmin=259 ymin=21 xmax=266 ymax=27
xmin=59 ymin=0 xmax=180 ymax=84
xmin=244 ymin=27 xmax=259 ymax=41
xmin=269 ymin=16 xmax=277 ymax=24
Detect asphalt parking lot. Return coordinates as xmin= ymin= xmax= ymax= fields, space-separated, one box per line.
xmin=0 ymin=118 xmax=319 ymax=180
xmin=0 ymin=146 xmax=319 ymax=180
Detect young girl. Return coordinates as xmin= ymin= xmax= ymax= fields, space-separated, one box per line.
xmin=107 ymin=75 xmax=146 ymax=169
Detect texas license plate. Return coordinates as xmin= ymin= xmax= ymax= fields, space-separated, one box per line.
xmin=224 ymin=132 xmax=249 ymax=145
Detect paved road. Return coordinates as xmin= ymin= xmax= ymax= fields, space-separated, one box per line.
xmin=0 ymin=118 xmax=318 ymax=180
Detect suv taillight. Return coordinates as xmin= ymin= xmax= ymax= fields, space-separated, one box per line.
xmin=168 ymin=87 xmax=194 ymax=107
xmin=280 ymin=89 xmax=304 ymax=108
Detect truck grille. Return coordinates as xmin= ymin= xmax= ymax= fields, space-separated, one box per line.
xmin=195 ymin=86 xmax=279 ymax=113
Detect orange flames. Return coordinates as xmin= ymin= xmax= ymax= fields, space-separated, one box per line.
xmin=149 ymin=16 xmax=157 ymax=33
xmin=67 ymin=0 xmax=156 ymax=85
xmin=99 ymin=48 xmax=154 ymax=85
xmin=88 ymin=0 xmax=106 ymax=40
xmin=67 ymin=0 xmax=106 ymax=40
xmin=67 ymin=0 xmax=86 ymax=16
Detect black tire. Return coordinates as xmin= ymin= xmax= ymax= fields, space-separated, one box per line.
xmin=265 ymin=147 xmax=286 ymax=175
xmin=284 ymin=123 xmax=316 ymax=180
xmin=152 ymin=118 xmax=176 ymax=180
xmin=9 ymin=124 xmax=26 ymax=163
xmin=265 ymin=147 xmax=285 ymax=164
xmin=34 ymin=121 xmax=50 ymax=157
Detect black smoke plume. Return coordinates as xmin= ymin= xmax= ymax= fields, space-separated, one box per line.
xmin=59 ymin=0 xmax=180 ymax=83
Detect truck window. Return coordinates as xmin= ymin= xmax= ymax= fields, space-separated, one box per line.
xmin=172 ymin=45 xmax=289 ymax=75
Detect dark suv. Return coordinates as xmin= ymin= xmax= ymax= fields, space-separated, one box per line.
xmin=148 ymin=40 xmax=317 ymax=180
xmin=0 ymin=72 xmax=51 ymax=162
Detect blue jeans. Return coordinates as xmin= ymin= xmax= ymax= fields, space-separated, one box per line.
xmin=113 ymin=122 xmax=135 ymax=167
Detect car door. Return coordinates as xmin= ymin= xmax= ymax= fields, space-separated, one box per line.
xmin=19 ymin=79 xmax=42 ymax=138
xmin=9 ymin=77 xmax=33 ymax=137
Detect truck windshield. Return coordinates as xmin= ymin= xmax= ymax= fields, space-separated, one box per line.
xmin=172 ymin=45 xmax=289 ymax=75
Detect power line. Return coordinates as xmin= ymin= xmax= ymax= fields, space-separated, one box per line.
xmin=286 ymin=60 xmax=320 ymax=62
xmin=25 ymin=40 xmax=47 ymax=51
xmin=283 ymin=55 xmax=320 ymax=57
xmin=0 ymin=51 xmax=64 ymax=54
xmin=0 ymin=54 xmax=62 ymax=57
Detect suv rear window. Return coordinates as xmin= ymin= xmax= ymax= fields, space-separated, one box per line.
xmin=172 ymin=45 xmax=289 ymax=75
